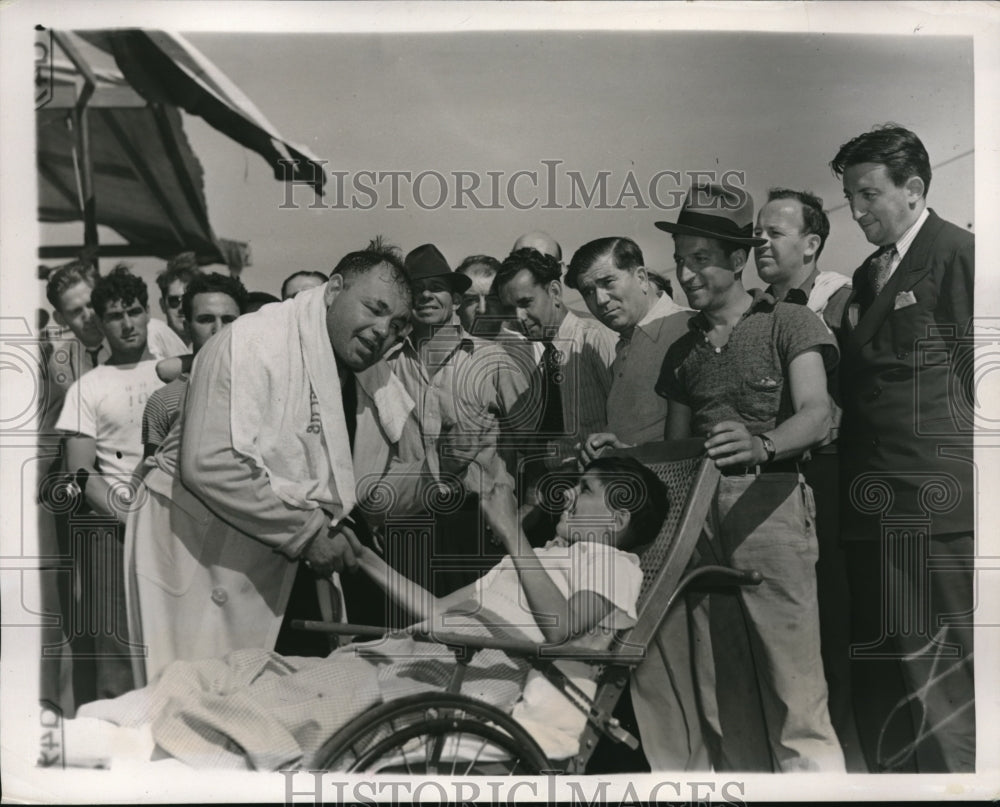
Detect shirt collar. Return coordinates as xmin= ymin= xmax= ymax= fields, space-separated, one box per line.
xmin=688 ymin=288 xmax=776 ymax=333
xmin=555 ymin=309 xmax=579 ymax=340
xmin=628 ymin=292 xmax=688 ymax=342
xmin=893 ymin=207 xmax=929 ymax=262
xmin=765 ymin=266 xmax=818 ymax=307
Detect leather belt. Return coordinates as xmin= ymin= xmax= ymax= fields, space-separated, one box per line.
xmin=720 ymin=459 xmax=802 ymax=477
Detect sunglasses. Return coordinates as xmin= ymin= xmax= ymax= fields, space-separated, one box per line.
xmin=166 ymin=295 xmax=183 ymax=308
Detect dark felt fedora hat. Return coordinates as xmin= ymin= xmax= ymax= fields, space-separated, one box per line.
xmin=403 ymin=244 xmax=472 ymax=293
xmin=655 ymin=183 xmax=766 ymax=247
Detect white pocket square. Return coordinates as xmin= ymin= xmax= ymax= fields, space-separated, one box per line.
xmin=894 ymin=290 xmax=918 ymax=310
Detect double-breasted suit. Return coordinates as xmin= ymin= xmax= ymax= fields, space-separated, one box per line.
xmin=839 ymin=209 xmax=974 ymax=539
xmin=838 ymin=208 xmax=975 ymax=772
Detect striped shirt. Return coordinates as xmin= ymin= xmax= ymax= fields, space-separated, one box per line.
xmin=141 ymin=375 xmax=188 ymax=450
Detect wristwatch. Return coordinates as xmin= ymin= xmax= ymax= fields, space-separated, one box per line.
xmin=64 ymin=467 xmax=90 ymax=500
xmin=757 ymin=433 xmax=777 ymax=465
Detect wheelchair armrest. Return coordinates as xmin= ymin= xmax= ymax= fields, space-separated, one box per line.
xmin=290 ymin=620 xmax=393 ymax=639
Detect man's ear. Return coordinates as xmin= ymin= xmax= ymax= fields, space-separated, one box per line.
xmin=614 ymin=508 xmax=632 ymax=537
xmin=324 ymin=273 xmax=344 ymax=305
xmin=159 ymin=296 xmax=169 ymax=316
xmin=53 ymin=309 xmax=67 ymax=329
xmin=729 ymin=248 xmax=748 ymax=275
xmin=803 ymin=233 xmax=822 ymax=262
xmin=904 ymin=175 xmax=926 ymax=205
xmin=547 ymin=279 xmax=563 ymax=303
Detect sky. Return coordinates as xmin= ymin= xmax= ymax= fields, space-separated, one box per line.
xmin=39 ymin=23 xmax=976 ymax=303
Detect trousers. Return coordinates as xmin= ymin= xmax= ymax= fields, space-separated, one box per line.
xmin=689 ymin=472 xmax=845 ymax=772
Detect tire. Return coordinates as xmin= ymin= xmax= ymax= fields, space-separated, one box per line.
xmin=305 ymin=692 xmax=552 ymax=774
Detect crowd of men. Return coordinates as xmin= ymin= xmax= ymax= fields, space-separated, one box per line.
xmin=36 ymin=124 xmax=974 ymax=774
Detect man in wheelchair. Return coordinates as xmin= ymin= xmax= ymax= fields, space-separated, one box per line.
xmin=64 ymin=456 xmax=668 ymax=772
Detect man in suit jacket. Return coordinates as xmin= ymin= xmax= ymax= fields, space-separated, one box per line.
xmin=831 ymin=124 xmax=975 ymax=772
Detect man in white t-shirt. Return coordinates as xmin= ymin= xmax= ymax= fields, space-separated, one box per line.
xmin=55 ymin=266 xmax=165 ymax=705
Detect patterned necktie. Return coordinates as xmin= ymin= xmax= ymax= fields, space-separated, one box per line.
xmin=869 ymin=244 xmax=897 ymax=296
xmin=539 ymin=340 xmax=564 ymax=435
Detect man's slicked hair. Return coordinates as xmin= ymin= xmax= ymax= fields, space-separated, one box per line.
xmin=766 ymin=187 xmax=831 ymax=261
xmin=456 ymin=254 xmax=501 ymax=277
xmin=91 ymin=265 xmax=149 ymax=317
xmin=156 ymin=251 xmax=198 ymax=297
xmin=494 ymin=247 xmax=562 ymax=294
xmin=565 ymin=237 xmax=644 ymax=290
xmin=331 ymin=236 xmax=412 ymax=304
xmin=45 ymin=259 xmax=95 ymax=312
xmin=829 ymin=123 xmax=931 ymax=197
xmin=182 ymin=272 xmax=250 ymax=322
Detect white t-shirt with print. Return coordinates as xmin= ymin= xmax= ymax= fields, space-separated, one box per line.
xmin=56 ymin=361 xmax=165 ymax=479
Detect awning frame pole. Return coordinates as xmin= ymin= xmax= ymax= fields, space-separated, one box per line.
xmin=52 ymin=31 xmax=98 ymax=250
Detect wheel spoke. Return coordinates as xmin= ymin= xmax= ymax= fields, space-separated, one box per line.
xmin=463 ymin=736 xmax=490 ymax=775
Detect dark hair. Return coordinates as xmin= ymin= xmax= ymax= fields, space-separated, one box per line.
xmin=45 ymin=259 xmax=95 ymax=311
xmin=565 ymin=237 xmax=644 ymax=290
xmin=91 ymin=265 xmax=149 ymax=317
xmin=584 ymin=455 xmax=669 ymax=550
xmin=182 ymin=272 xmax=249 ymax=322
xmin=456 ymin=255 xmax=501 ymax=277
xmin=245 ymin=291 xmax=281 ymax=313
xmin=156 ymin=251 xmax=198 ymax=297
xmin=647 ymin=272 xmax=674 ymax=298
xmin=281 ymin=270 xmax=328 ymax=300
xmin=330 ymin=236 xmax=412 ymax=304
xmin=829 ymin=123 xmax=931 ymax=197
xmin=765 ymin=188 xmax=830 ymax=261
xmin=494 ymin=247 xmax=562 ymax=295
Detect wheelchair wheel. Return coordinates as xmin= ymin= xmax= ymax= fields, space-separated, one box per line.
xmin=306 ymin=692 xmax=552 ymax=774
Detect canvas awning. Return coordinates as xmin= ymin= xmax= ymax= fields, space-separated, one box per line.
xmin=37 ymin=28 xmax=326 ymax=271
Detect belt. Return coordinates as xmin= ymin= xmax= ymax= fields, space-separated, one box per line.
xmin=720 ymin=459 xmax=802 ymax=477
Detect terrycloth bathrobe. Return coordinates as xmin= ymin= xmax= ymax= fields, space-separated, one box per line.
xmin=125 ymin=285 xmax=420 ymax=686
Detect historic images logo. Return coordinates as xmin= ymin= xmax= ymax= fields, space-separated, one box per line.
xmin=35 ymin=26 xmax=54 ymax=110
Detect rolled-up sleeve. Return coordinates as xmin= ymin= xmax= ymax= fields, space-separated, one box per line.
xmin=179 ymin=329 xmax=327 ymax=559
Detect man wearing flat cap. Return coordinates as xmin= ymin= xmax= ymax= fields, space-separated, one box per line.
xmin=656 ymin=183 xmax=845 ymax=771
xmin=382 ymin=244 xmax=529 ymax=597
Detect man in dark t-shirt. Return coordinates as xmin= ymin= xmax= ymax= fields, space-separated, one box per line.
xmin=654 ymin=183 xmax=845 ymax=772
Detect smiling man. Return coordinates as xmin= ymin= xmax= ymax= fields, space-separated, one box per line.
xmin=830 ymin=124 xmax=975 ymax=772
xmin=139 ymin=241 xmax=416 ymax=677
xmin=383 ymin=244 xmax=530 ymax=599
xmin=655 ymin=182 xmax=844 ymax=772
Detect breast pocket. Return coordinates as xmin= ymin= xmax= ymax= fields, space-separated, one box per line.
xmin=737 ymin=375 xmax=784 ymax=424
xmin=890 ymin=278 xmax=938 ymax=354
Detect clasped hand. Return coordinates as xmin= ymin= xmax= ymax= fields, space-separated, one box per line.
xmin=705 ymin=420 xmax=766 ymax=468
xmin=301 ymin=521 xmax=367 ymax=577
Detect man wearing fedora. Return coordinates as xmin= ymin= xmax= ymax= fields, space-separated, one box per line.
xmin=383 ymin=244 xmax=528 ymax=597
xmin=830 ymin=124 xmax=975 ymax=772
xmin=655 ymin=183 xmax=845 ymax=771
